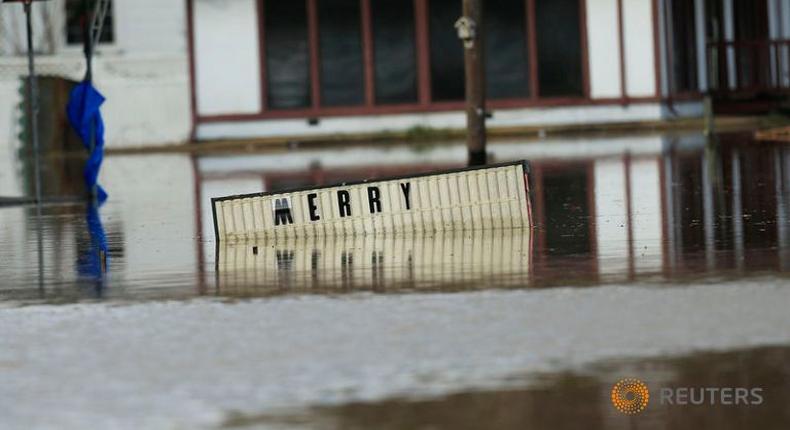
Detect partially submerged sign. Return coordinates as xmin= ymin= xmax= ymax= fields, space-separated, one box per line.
xmin=216 ymin=229 xmax=532 ymax=293
xmin=212 ymin=160 xmax=532 ymax=241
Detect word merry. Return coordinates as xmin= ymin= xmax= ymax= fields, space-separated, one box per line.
xmin=273 ymin=183 xmax=412 ymax=226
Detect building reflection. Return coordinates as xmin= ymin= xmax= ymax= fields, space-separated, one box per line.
xmin=2 ymin=133 xmax=786 ymax=300
xmin=217 ymin=230 xmax=531 ymax=295
xmin=528 ymin=136 xmax=790 ymax=284
xmin=663 ymin=136 xmax=790 ymax=274
xmin=203 ymin=135 xmax=790 ymax=293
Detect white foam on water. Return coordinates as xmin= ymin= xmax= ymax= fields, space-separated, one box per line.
xmin=1 ymin=279 xmax=789 ymax=429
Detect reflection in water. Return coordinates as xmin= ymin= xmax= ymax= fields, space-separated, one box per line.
xmin=216 ymin=229 xmax=531 ymax=295
xmin=234 ymin=346 xmax=790 ymax=430
xmin=2 ymin=134 xmax=790 ymax=428
xmin=526 ymin=138 xmax=790 ymax=286
xmin=210 ymin=138 xmax=790 ymax=294
xmin=662 ymin=138 xmax=789 ymax=274
xmin=76 ymin=203 xmax=109 ymax=296
xmin=1 ymin=134 xmax=788 ymax=302
xmin=539 ymin=165 xmax=592 ymax=256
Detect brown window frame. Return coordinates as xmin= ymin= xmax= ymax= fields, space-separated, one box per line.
xmin=193 ymin=0 xmax=592 ymax=123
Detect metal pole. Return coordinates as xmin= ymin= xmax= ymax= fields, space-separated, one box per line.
xmin=23 ymin=0 xmax=45 ymax=292
xmin=83 ymin=0 xmax=96 ymax=203
xmin=24 ymin=1 xmax=42 ymax=206
xmin=83 ymin=0 xmax=108 ymax=204
xmin=462 ymin=0 xmax=486 ymax=166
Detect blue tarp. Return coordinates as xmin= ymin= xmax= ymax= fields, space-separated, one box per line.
xmin=67 ymin=81 xmax=108 ymax=203
xmin=77 ymin=203 xmax=109 ymax=280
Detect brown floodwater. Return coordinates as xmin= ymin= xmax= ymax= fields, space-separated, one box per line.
xmin=244 ymin=345 xmax=789 ymax=430
xmin=1 ymin=132 xmax=789 ymax=429
xmin=1 ymin=132 xmax=788 ymax=302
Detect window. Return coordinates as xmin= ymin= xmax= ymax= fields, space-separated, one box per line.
xmin=318 ymin=0 xmax=364 ymax=106
xmin=371 ymin=0 xmax=418 ymax=104
xmin=535 ymin=0 xmax=583 ymax=97
xmin=669 ymin=0 xmax=698 ymax=92
xmin=250 ymin=0 xmax=589 ymax=116
xmin=733 ymin=0 xmax=769 ymax=40
xmin=265 ymin=1 xmax=311 ymax=109
xmin=429 ymin=0 xmax=465 ymax=101
xmin=485 ymin=0 xmax=530 ymax=99
xmin=732 ymin=0 xmax=770 ymax=89
xmin=66 ymin=0 xmax=114 ymax=46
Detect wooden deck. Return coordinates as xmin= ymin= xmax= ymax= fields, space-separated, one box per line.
xmin=755 ymin=126 xmax=790 ymax=142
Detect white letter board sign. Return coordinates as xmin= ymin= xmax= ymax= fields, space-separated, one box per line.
xmin=212 ymin=160 xmax=533 ymax=242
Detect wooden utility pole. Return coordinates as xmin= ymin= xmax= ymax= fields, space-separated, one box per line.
xmin=458 ymin=0 xmax=486 ymax=166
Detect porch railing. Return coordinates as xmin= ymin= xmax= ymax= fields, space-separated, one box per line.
xmin=706 ymin=39 xmax=790 ymax=95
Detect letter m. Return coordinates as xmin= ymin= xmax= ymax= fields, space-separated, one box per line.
xmin=274 ymin=198 xmax=294 ymax=226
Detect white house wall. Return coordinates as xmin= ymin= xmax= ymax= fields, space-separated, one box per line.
xmin=193 ymin=0 xmax=261 ymax=116
xmin=0 ymin=0 xmax=191 ymax=148
xmin=191 ymin=0 xmax=696 ymax=141
xmin=0 ymin=0 xmax=708 ymax=147
xmin=783 ymin=0 xmax=790 ymax=39
xmin=586 ymin=0 xmax=657 ymax=99
xmin=196 ymin=103 xmax=668 ymax=141
xmin=661 ymin=99 xmax=704 ymax=118
xmin=656 ymin=0 xmax=669 ymax=96
xmin=114 ymin=0 xmax=187 ymax=54
xmin=586 ymin=0 xmax=622 ymax=98
xmin=622 ymin=0 xmax=658 ymax=97
xmin=98 ymin=55 xmax=191 ymax=146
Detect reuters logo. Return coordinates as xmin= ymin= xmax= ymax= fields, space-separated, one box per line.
xmin=611 ymin=378 xmax=650 ymax=414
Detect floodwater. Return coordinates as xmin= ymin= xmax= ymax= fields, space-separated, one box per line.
xmin=1 ymin=131 xmax=789 ymax=429
xmin=253 ymin=346 xmax=790 ymax=430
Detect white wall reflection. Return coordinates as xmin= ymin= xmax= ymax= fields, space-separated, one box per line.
xmin=2 ymin=132 xmax=788 ymax=299
xmin=217 ymin=229 xmax=532 ymax=294
xmin=198 ymin=134 xmax=790 ymax=289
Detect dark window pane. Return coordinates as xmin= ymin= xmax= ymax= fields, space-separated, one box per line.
xmin=732 ymin=0 xmax=769 ymax=89
xmin=266 ymin=1 xmax=311 ymax=109
xmin=670 ymin=0 xmax=698 ymax=92
xmin=485 ymin=0 xmax=529 ymax=99
xmin=319 ymin=0 xmax=364 ymax=106
xmin=535 ymin=0 xmax=583 ymax=97
xmin=371 ymin=0 xmax=418 ymax=104
xmin=429 ymin=0 xmax=464 ymax=101
xmin=66 ymin=0 xmax=114 ymax=45
xmin=733 ymin=0 xmax=769 ymax=40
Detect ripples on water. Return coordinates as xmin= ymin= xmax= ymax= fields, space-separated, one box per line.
xmin=2 ymin=132 xmax=790 ymax=429
xmin=0 ymin=132 xmax=788 ymax=303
